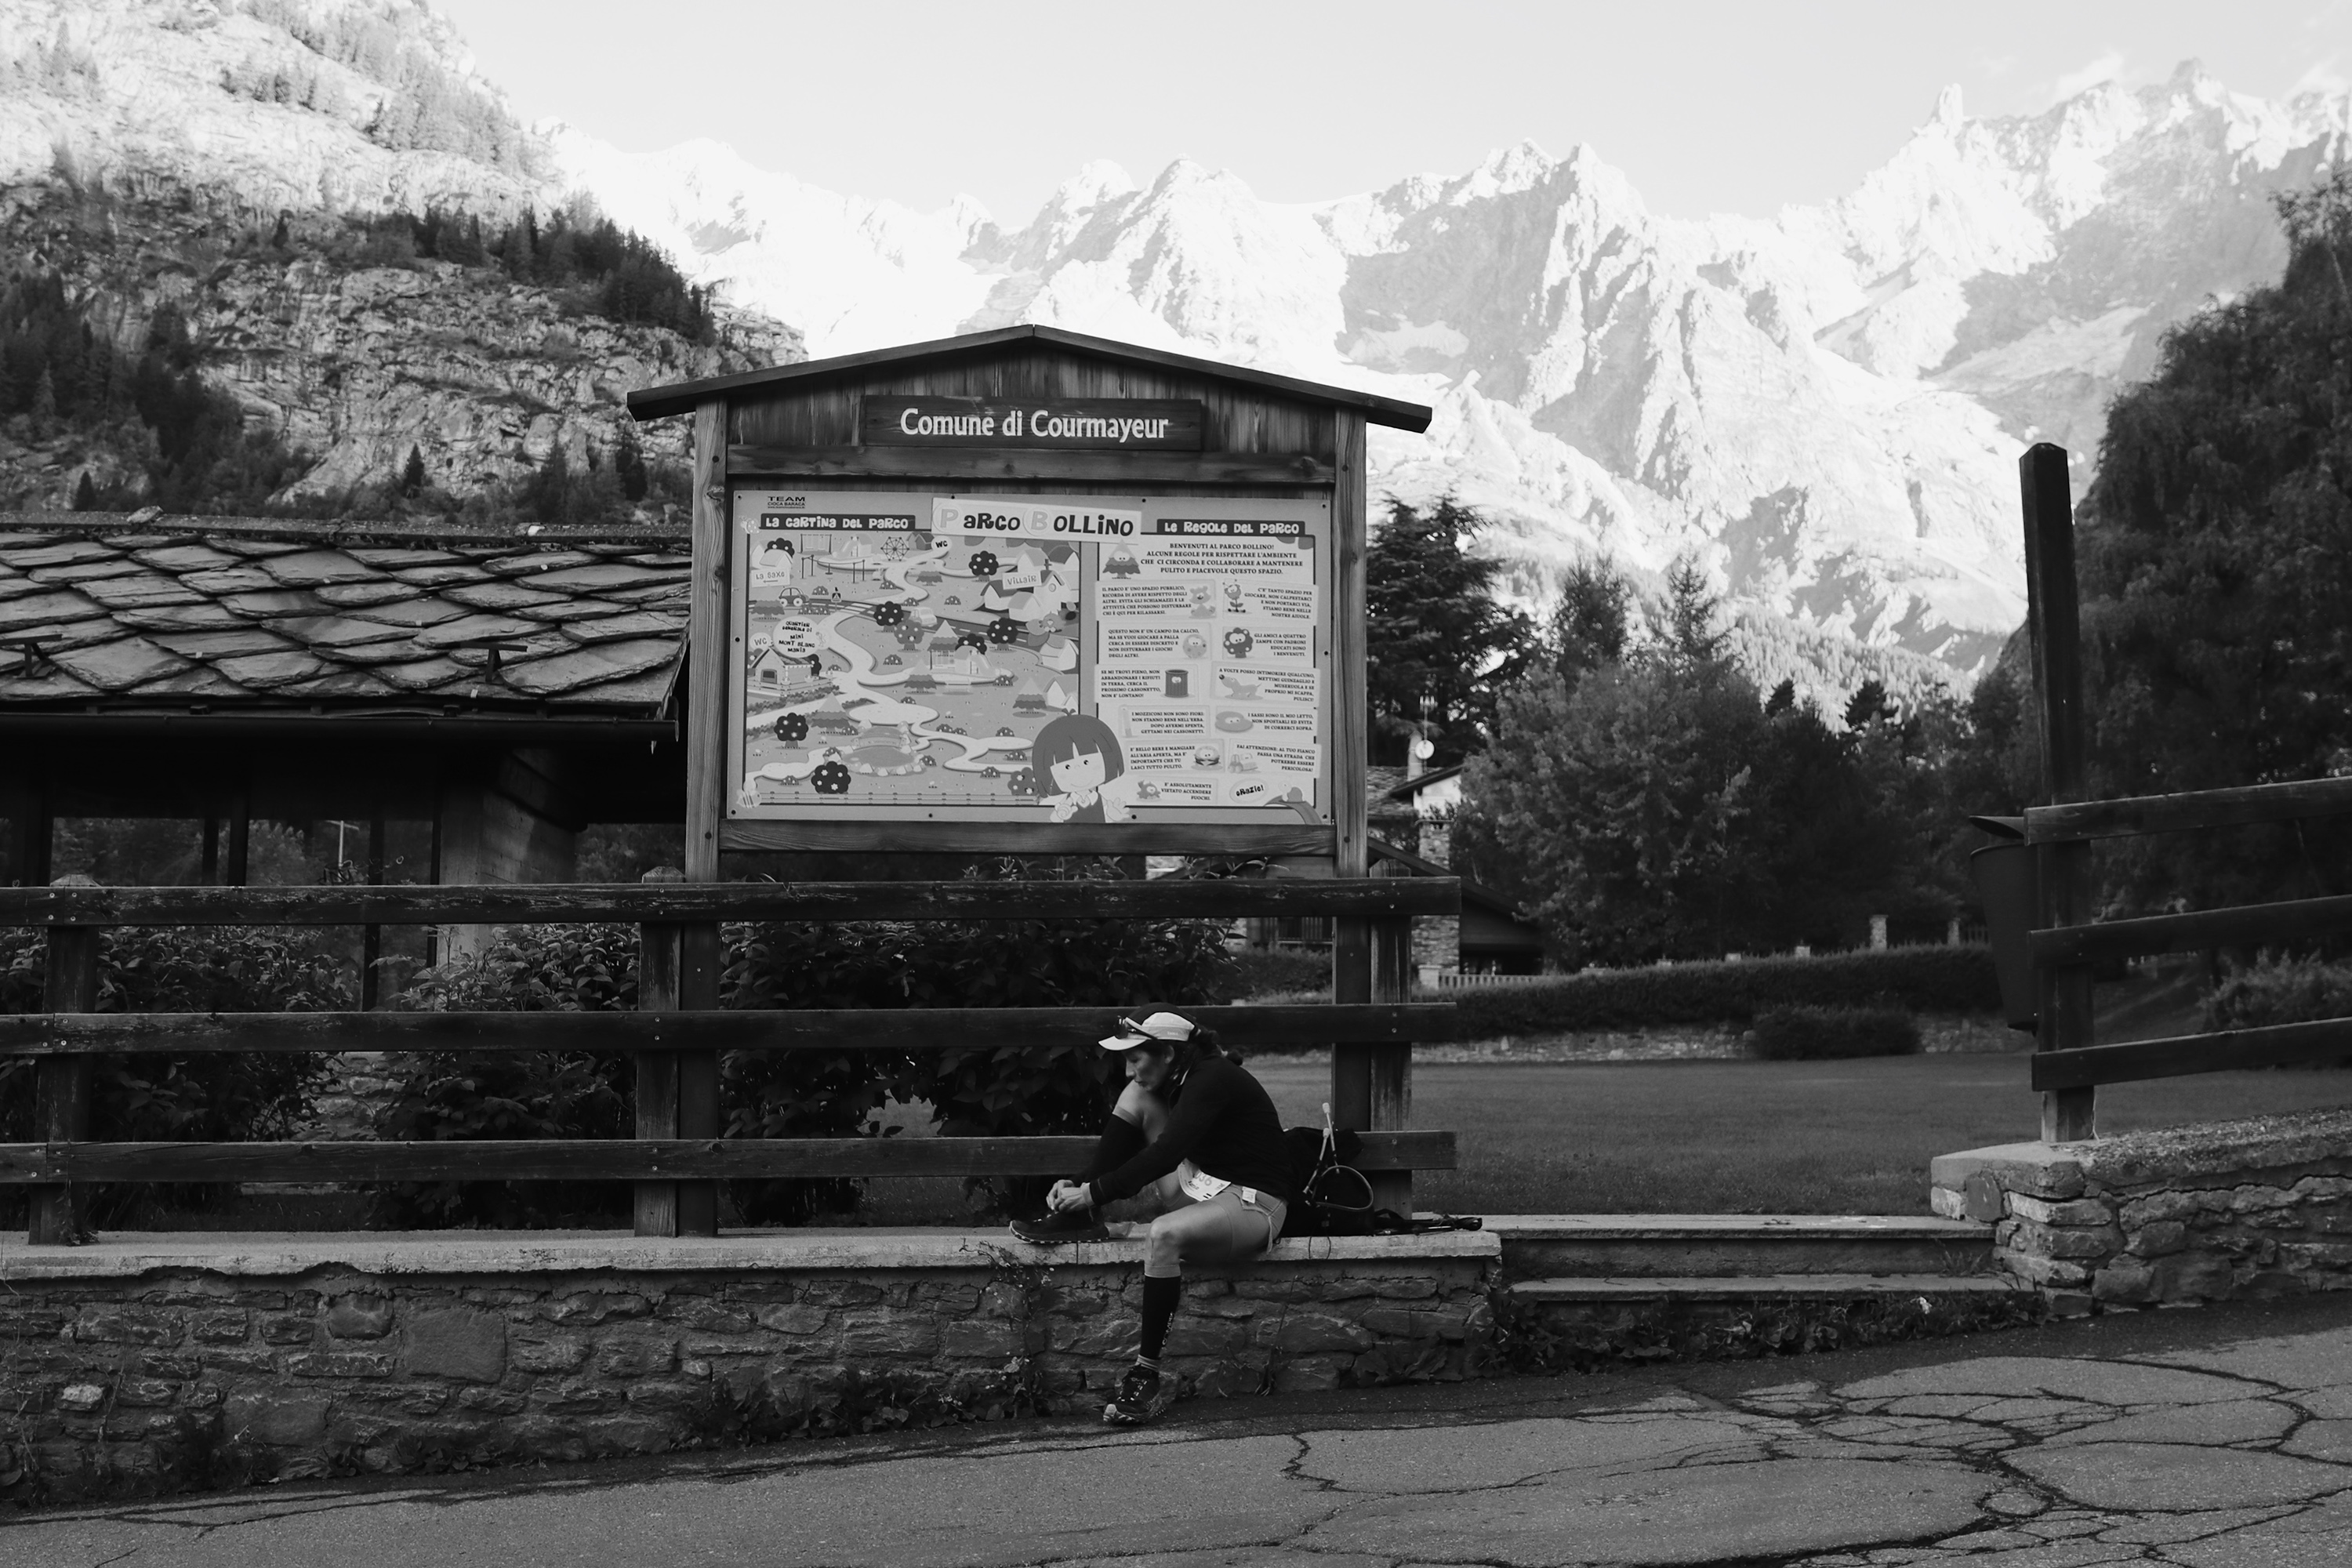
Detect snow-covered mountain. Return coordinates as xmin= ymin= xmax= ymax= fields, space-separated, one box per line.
xmin=6 ymin=0 xmax=2347 ymax=691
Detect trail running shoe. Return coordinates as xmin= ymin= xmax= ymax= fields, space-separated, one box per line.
xmin=1010 ymin=1208 xmax=1109 ymax=1244
xmin=1103 ymin=1365 xmax=1171 ymax=1426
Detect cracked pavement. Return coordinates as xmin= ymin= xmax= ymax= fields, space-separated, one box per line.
xmin=16 ymin=1298 xmax=2352 ymax=1566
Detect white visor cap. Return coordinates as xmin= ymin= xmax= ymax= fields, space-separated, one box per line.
xmin=1098 ymin=1011 xmax=1197 ymax=1051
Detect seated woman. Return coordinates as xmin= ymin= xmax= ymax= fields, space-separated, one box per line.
xmin=1011 ymin=1011 xmax=1294 ymax=1425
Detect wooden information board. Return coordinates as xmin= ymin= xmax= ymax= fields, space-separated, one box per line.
xmin=725 ymin=487 xmax=1333 ymax=840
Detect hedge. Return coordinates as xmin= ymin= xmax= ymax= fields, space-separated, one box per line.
xmin=1446 ymin=946 xmax=1998 ymax=1036
xmin=1748 ymin=1005 xmax=1922 ymax=1060
xmin=1228 ymin=947 xmax=1330 ymax=999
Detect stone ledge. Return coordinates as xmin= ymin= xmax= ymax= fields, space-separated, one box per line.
xmin=1510 ymin=1273 xmax=2025 ymax=1301
xmin=0 ymin=1225 xmax=1500 ymax=1282
xmin=1484 ymin=1214 xmax=1987 ymax=1241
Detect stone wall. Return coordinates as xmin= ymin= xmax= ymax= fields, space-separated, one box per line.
xmin=1931 ymin=1108 xmax=2352 ymax=1316
xmin=0 ymin=1229 xmax=1497 ymax=1504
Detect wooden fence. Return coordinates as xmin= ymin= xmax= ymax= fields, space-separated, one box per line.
xmin=2008 ymin=442 xmax=2352 ymax=1138
xmin=0 ymin=874 xmax=1461 ymax=1244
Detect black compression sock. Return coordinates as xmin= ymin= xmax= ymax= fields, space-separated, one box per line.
xmin=1080 ymin=1116 xmax=1148 ymax=1182
xmin=1139 ymin=1274 xmax=1181 ymax=1362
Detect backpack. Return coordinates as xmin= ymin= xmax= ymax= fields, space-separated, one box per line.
xmin=1277 ymin=1108 xmax=1376 ymax=1239
xmin=1276 ymin=1105 xmax=1486 ymax=1240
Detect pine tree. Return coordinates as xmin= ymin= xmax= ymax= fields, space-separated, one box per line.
xmin=1661 ymin=551 xmax=1728 ymax=671
xmin=71 ymin=470 xmax=96 ymax=511
xmin=1843 ymin=679 xmax=1891 ymax=730
xmin=1365 ymin=495 xmax=1537 ymax=764
xmin=615 ymin=422 xmax=647 ymax=502
xmin=1765 ymin=678 xmax=1798 ymax=717
xmin=400 ymin=445 xmax=426 ymax=496
xmin=29 ymin=367 xmax=56 ymax=434
xmin=270 ymin=212 xmax=290 ymax=249
xmin=1547 ymin=557 xmax=1632 ymax=688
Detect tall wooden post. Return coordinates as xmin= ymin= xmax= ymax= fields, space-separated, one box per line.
xmin=1327 ymin=412 xmax=1381 ymax=1150
xmin=2021 ymin=443 xmax=2096 ymax=1142
xmin=674 ymin=397 xmax=731 ymax=1236
xmin=1362 ymin=858 xmax=1414 ymax=1214
xmin=635 ymin=866 xmax=684 ymax=1236
xmin=29 ymin=874 xmax=100 ymax=1244
xmin=359 ymin=811 xmax=386 ymax=1010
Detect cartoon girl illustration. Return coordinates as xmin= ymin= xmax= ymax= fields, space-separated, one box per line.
xmin=1032 ymin=713 xmax=1134 ymax=823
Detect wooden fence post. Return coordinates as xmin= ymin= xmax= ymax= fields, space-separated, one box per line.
xmin=2021 ymin=442 xmax=2097 ymax=1142
xmin=674 ymin=395 xmax=730 ymax=1236
xmin=29 ymin=874 xmax=100 ymax=1244
xmin=635 ymin=866 xmax=684 ymax=1236
xmin=1327 ymin=411 xmax=1380 ymax=1163
xmin=1363 ymin=859 xmax=1414 ymax=1214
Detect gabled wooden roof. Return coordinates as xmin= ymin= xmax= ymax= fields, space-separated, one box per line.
xmin=627 ymin=324 xmax=1435 ymax=432
xmin=0 ymin=514 xmax=687 ymax=718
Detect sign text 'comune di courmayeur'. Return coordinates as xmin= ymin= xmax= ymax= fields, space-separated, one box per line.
xmin=862 ymin=397 xmax=1203 ymax=451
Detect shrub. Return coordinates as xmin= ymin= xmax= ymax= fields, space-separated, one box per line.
xmin=371 ymin=864 xmax=1240 ymax=1225
xmin=370 ymin=924 xmax=640 ymax=1227
xmin=1747 ymin=1006 xmax=1921 ymax=1060
xmin=1445 ymin=946 xmax=1998 ymax=1036
xmin=2204 ymin=953 xmax=2352 ymax=1032
xmin=1228 ymin=947 xmax=1329 ymax=999
xmin=0 ymin=927 xmax=345 ymax=1225
xmin=728 ymin=858 xmax=1238 ymax=1217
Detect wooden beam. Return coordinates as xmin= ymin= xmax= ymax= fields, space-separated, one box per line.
xmin=0 ymin=877 xmax=1456 ymax=927
xmin=635 ymin=866 xmax=684 ymax=1237
xmin=2026 ymin=776 xmax=2352 ymax=845
xmin=1330 ymin=412 xmax=1379 ymax=1145
xmin=720 ymin=821 xmax=1335 ymax=858
xmin=0 ymin=1131 xmax=1457 ymax=1185
xmin=2031 ymin=893 xmax=2352 ymax=966
xmin=681 ymin=397 xmax=730 ymax=1238
xmin=27 ymin=906 xmax=99 ymax=1244
xmin=0 ymin=1004 xmax=1456 ymax=1058
xmin=728 ymin=445 xmax=1334 ymax=487
xmin=2031 ymin=1018 xmax=2352 ymax=1091
xmin=2022 ymin=442 xmax=2096 ymax=1143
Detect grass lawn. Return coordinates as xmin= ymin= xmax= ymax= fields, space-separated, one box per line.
xmin=1247 ymin=1054 xmax=2352 ymax=1216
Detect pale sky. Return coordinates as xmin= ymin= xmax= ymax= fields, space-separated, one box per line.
xmin=434 ymin=0 xmax=2350 ymax=226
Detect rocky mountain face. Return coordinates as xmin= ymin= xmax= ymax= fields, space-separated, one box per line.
xmin=565 ymin=67 xmax=2348 ymax=690
xmin=0 ymin=0 xmax=797 ymax=514
xmin=5 ymin=0 xmax=2346 ymax=696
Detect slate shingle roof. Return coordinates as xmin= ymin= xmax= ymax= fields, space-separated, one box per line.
xmin=0 ymin=516 xmax=688 ymax=715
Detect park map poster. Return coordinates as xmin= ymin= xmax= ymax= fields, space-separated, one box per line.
xmin=726 ymin=490 xmax=1332 ymax=829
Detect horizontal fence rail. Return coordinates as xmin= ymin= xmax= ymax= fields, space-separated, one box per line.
xmin=2032 ymin=1017 xmax=2352 ymax=1091
xmin=0 ymin=1004 xmax=1455 ymax=1057
xmin=2025 ymin=776 xmax=2352 ymax=845
xmin=0 ymin=1131 xmax=1460 ymax=1185
xmin=0 ymin=877 xmax=1459 ymax=928
xmin=2029 ymin=892 xmax=2352 ymax=966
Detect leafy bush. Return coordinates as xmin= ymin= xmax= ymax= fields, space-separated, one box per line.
xmin=1746 ymin=1006 xmax=1921 ymax=1060
xmin=0 ymin=927 xmax=345 ymax=1225
xmin=2203 ymin=954 xmax=2352 ymax=1033
xmin=370 ymin=925 xmax=639 ymax=1226
xmin=1229 ymin=948 xmax=1329 ymax=999
xmin=1446 ymin=946 xmax=1998 ymax=1037
xmin=728 ymin=858 xmax=1238 ymax=1216
xmin=371 ymin=866 xmax=1239 ymax=1225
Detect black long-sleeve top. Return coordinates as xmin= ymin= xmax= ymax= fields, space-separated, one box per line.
xmin=1087 ymin=1054 xmax=1296 ymax=1207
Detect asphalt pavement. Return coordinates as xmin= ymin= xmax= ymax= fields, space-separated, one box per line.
xmin=13 ymin=1294 xmax=2352 ymax=1567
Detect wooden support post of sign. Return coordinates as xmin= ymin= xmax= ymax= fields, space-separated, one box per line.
xmin=360 ymin=811 xmax=386 ymax=1010
xmin=676 ymin=397 xmax=731 ymax=1236
xmin=1327 ymin=412 xmax=1381 ymax=1147
xmin=634 ymin=866 xmax=684 ymax=1236
xmin=1361 ymin=858 xmax=1415 ymax=1214
xmin=28 ymin=875 xmax=100 ymax=1244
xmin=2022 ymin=442 xmax=2096 ymax=1143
